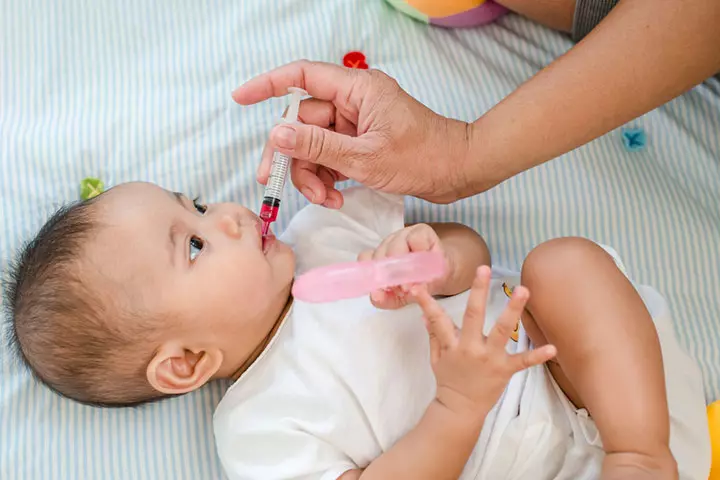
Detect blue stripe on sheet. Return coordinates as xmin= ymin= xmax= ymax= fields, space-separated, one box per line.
xmin=1 ymin=0 xmax=719 ymax=479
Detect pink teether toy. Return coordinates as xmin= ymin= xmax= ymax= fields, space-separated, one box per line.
xmin=292 ymin=251 xmax=447 ymax=303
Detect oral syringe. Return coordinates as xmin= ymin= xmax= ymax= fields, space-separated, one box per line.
xmin=259 ymin=87 xmax=307 ymax=242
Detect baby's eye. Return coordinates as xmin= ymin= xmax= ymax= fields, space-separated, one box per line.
xmin=192 ymin=197 xmax=207 ymax=215
xmin=189 ymin=236 xmax=204 ymax=262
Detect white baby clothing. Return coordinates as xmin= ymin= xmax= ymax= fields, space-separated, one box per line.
xmin=213 ymin=187 xmax=710 ymax=480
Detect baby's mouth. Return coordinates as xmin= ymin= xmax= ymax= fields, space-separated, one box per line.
xmin=255 ymin=217 xmax=274 ymax=255
xmin=262 ymin=233 xmax=276 ymax=255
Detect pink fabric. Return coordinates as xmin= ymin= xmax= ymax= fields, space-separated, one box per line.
xmin=430 ymin=2 xmax=508 ymax=28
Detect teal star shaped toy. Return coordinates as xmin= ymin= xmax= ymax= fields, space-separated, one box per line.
xmin=621 ymin=127 xmax=647 ymax=152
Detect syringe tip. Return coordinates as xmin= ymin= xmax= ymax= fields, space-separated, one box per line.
xmin=284 ymin=87 xmax=307 ymax=124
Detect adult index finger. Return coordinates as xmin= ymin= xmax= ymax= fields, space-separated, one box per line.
xmin=232 ymin=60 xmax=363 ymax=107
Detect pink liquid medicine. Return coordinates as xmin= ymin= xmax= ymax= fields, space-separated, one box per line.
xmin=292 ymin=251 xmax=447 ymax=303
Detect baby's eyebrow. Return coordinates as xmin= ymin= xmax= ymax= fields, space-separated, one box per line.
xmin=167 ymin=192 xmax=190 ymax=267
xmin=167 ymin=192 xmax=186 ymax=268
xmin=168 ymin=222 xmax=178 ymax=267
xmin=172 ymin=191 xmax=185 ymax=208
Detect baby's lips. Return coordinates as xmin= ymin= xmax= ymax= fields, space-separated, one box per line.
xmin=262 ymin=233 xmax=277 ymax=255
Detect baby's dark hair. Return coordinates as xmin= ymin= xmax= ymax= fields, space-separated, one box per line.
xmin=4 ymin=197 xmax=164 ymax=407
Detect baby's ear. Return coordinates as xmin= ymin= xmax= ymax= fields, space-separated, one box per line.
xmin=146 ymin=343 xmax=223 ymax=395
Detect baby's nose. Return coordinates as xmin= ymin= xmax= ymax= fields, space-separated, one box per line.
xmin=218 ymin=214 xmax=242 ymax=238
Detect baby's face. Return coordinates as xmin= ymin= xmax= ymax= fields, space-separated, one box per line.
xmin=87 ymin=182 xmax=294 ymax=383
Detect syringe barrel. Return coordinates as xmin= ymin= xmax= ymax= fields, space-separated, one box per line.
xmin=258 ymin=87 xmax=306 ymax=221
xmin=264 ymin=151 xmax=292 ymax=202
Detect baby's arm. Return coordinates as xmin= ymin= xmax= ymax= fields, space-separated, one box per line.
xmin=339 ymin=396 xmax=489 ymax=480
xmin=421 ymin=223 xmax=491 ymax=296
xmin=340 ymin=268 xmax=556 ymax=480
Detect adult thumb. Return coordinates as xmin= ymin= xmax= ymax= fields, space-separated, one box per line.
xmin=270 ymin=123 xmax=361 ymax=172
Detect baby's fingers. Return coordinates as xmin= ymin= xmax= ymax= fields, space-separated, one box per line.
xmin=459 ymin=266 xmax=492 ymax=342
xmin=357 ymin=249 xmax=373 ymax=262
xmin=423 ymin=316 xmax=441 ymax=365
xmin=412 ymin=286 xmax=457 ymax=349
xmin=404 ymin=224 xmax=441 ymax=253
xmin=370 ymin=287 xmax=408 ymax=310
xmin=486 ymin=286 xmax=529 ymax=351
xmin=508 ymin=344 xmax=557 ymax=373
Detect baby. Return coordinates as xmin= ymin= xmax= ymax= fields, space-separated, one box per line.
xmin=5 ymin=182 xmax=710 ymax=479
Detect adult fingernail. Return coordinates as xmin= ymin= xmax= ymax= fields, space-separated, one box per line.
xmin=274 ymin=125 xmax=296 ymax=149
xmin=301 ymin=187 xmax=317 ymax=203
xmin=324 ymin=193 xmax=341 ymax=209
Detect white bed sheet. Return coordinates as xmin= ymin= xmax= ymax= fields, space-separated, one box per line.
xmin=1 ymin=0 xmax=719 ymax=478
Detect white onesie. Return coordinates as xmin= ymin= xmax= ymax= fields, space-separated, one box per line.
xmin=213 ymin=187 xmax=710 ymax=480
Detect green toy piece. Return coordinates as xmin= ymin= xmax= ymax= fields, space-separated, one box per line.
xmin=80 ymin=177 xmax=105 ymax=200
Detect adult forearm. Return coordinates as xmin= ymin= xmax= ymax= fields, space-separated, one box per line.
xmin=464 ymin=0 xmax=720 ymax=194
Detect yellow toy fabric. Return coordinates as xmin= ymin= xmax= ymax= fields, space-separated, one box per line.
xmin=708 ymin=401 xmax=720 ymax=479
xmin=384 ymin=0 xmax=508 ymax=28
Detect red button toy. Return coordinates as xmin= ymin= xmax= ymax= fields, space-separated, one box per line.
xmin=343 ymin=51 xmax=369 ymax=69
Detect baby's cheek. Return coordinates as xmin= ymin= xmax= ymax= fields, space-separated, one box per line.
xmin=203 ymin=245 xmax=281 ymax=303
xmin=221 ymin=255 xmax=274 ymax=294
xmin=199 ymin=273 xmax=267 ymax=323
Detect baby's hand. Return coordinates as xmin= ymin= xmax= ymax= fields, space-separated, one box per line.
xmin=413 ymin=266 xmax=557 ymax=420
xmin=358 ymin=224 xmax=451 ymax=310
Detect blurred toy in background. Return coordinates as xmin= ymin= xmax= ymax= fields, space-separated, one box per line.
xmin=708 ymin=401 xmax=720 ymax=479
xmin=385 ymin=0 xmax=508 ymax=28
xmin=80 ymin=177 xmax=105 ymax=200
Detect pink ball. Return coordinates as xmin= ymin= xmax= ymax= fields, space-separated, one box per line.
xmin=430 ymin=2 xmax=508 ymax=28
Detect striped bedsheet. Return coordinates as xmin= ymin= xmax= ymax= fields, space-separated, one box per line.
xmin=1 ymin=0 xmax=719 ymax=478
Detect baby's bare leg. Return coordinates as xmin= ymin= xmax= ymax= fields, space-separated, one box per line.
xmin=519 ymin=238 xmax=677 ymax=479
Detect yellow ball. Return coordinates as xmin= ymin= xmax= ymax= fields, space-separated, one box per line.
xmin=708 ymin=401 xmax=720 ymax=479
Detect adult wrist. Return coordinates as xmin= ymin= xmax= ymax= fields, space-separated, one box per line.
xmin=459 ymin=117 xmax=516 ymax=199
xmin=431 ymin=117 xmax=486 ymax=204
xmin=426 ymin=114 xmax=514 ymax=203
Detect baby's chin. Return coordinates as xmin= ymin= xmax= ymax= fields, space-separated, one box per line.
xmin=266 ymin=238 xmax=296 ymax=268
xmin=208 ymin=285 xmax=292 ymax=342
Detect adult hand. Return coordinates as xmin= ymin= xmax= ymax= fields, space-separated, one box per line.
xmin=232 ymin=60 xmax=475 ymax=208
